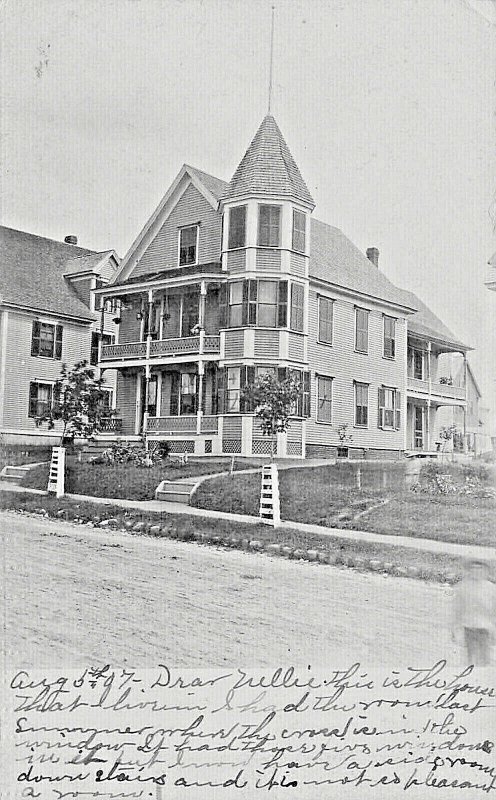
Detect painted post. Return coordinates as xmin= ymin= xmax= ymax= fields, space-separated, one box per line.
xmin=259 ymin=464 xmax=281 ymax=527
xmin=47 ymin=446 xmax=65 ymax=498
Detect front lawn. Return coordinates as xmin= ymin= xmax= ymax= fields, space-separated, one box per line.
xmin=0 ymin=444 xmax=53 ymax=469
xmin=192 ymin=464 xmax=496 ymax=547
xmin=21 ymin=459 xmax=239 ymax=501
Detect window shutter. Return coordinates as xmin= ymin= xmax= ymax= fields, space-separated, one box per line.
xmin=378 ymin=387 xmax=385 ymax=428
xmin=55 ymin=325 xmax=63 ymax=359
xmin=170 ymin=372 xmax=180 ymax=416
xmin=277 ymin=281 xmax=288 ymax=327
xmin=31 ymin=321 xmax=41 ymax=356
xmin=219 ymin=283 xmax=228 ymax=328
xmin=242 ymin=280 xmax=249 ymax=326
xmin=28 ymin=382 xmax=38 ymax=417
xmin=395 ymin=390 xmax=401 ymax=429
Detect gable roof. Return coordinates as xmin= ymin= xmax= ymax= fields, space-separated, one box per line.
xmin=185 ymin=165 xmax=228 ymax=203
xmin=64 ymin=251 xmax=116 ymax=276
xmin=223 ymin=114 xmax=315 ymax=207
xmin=400 ymin=290 xmax=469 ymax=350
xmin=309 ymin=219 xmax=416 ymax=311
xmin=0 ymin=226 xmax=110 ymax=321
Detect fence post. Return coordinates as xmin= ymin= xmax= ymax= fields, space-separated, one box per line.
xmin=47 ymin=446 xmax=65 ymax=498
xmin=259 ymin=464 xmax=281 ymax=527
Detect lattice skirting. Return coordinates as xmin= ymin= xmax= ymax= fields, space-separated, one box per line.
xmin=204 ymin=439 xmax=212 ymax=454
xmin=287 ymin=441 xmax=302 ymax=456
xmin=222 ymin=439 xmax=242 ymax=454
xmin=251 ymin=439 xmax=272 ymax=455
xmin=167 ymin=440 xmax=195 ymax=453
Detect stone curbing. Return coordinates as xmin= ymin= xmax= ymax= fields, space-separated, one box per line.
xmin=17 ymin=502 xmax=464 ymax=585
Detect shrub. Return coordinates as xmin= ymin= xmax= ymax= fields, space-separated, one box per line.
xmin=91 ymin=441 xmax=170 ymax=468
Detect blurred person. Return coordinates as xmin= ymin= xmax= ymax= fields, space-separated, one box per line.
xmin=452 ymin=559 xmax=496 ymax=667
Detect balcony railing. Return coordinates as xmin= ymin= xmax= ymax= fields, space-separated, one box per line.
xmin=99 ymin=416 xmax=123 ymax=433
xmin=100 ymin=334 xmax=220 ymax=363
xmin=407 ymin=376 xmax=465 ymax=401
xmin=146 ymin=415 xmax=219 ymax=434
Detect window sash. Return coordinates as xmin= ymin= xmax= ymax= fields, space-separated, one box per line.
xmin=228 ymin=205 xmax=246 ymax=249
xmin=228 ymin=279 xmax=287 ymax=328
xmin=292 ymin=210 xmax=306 ymax=252
xmin=354 ymin=382 xmax=369 ymax=426
xmin=28 ymin=382 xmax=53 ymax=418
xmin=318 ymin=296 xmax=333 ymax=344
xmin=378 ymin=386 xmax=401 ymax=430
xmin=258 ymin=205 xmax=281 ymax=247
xmin=317 ymin=376 xmax=332 ymax=423
xmin=384 ymin=316 xmax=396 ymax=358
xmin=355 ymin=308 xmax=369 ymax=353
xmin=179 ymin=226 xmax=198 ymax=266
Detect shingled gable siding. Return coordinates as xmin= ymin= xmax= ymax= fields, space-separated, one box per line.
xmin=306 ymin=288 xmax=406 ymax=451
xmin=116 ymin=372 xmax=138 ymax=435
xmin=131 ymin=184 xmax=222 ymax=279
xmin=2 ymin=310 xmax=91 ymax=432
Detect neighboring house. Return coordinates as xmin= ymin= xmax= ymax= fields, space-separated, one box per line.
xmin=95 ymin=114 xmax=470 ymax=459
xmin=0 ymin=227 xmax=119 ymax=444
xmin=437 ymin=361 xmax=492 ymax=455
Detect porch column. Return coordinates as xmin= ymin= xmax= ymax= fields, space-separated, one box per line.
xmin=427 ymin=341 xmax=432 ymax=393
xmin=199 ymin=281 xmax=207 ymax=354
xmin=463 ymin=353 xmax=468 ymax=452
xmin=197 ymin=362 xmax=204 ymax=434
xmin=143 ymin=288 xmax=154 ymax=440
xmin=426 ymin=400 xmax=431 ymax=451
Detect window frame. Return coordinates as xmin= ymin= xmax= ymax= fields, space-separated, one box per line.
xmin=228 ymin=205 xmax=247 ymax=250
xmin=378 ymin=386 xmax=401 ymax=430
xmin=318 ymin=295 xmax=334 ymax=345
xmin=178 ymin=224 xmax=199 ymax=267
xmin=316 ymin=374 xmax=333 ymax=425
xmin=383 ymin=315 xmax=396 ymax=360
xmin=227 ymin=279 xmax=288 ymax=329
xmin=354 ymin=307 xmax=369 ymax=354
xmin=31 ymin=320 xmax=63 ymax=360
xmin=354 ymin=381 xmax=369 ymax=428
xmin=28 ymin=381 xmax=53 ymax=419
xmin=290 ymin=282 xmax=305 ymax=332
xmin=292 ymin=209 xmax=306 ymax=253
xmin=258 ymin=204 xmax=281 ymax=248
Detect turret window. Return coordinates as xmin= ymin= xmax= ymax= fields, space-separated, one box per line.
xmin=228 ymin=205 xmax=246 ymax=249
xmin=227 ymin=279 xmax=288 ymax=328
xmin=258 ymin=205 xmax=281 ymax=247
xmin=178 ymin=225 xmax=198 ymax=266
xmin=292 ymin=210 xmax=306 ymax=253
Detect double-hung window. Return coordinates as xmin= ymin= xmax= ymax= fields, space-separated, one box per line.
xmin=257 ymin=280 xmax=278 ymax=327
xmin=226 ymin=367 xmax=241 ymax=412
xmin=292 ymin=210 xmax=306 ymax=252
xmin=28 ymin=382 xmax=53 ymax=418
xmin=378 ymin=387 xmax=401 ymax=430
xmin=355 ymin=308 xmax=369 ymax=354
xmin=178 ymin=225 xmax=198 ymax=266
xmin=290 ymin=283 xmax=304 ymax=332
xmin=318 ymin=296 xmax=333 ymax=344
xmin=227 ymin=279 xmax=287 ymax=328
xmin=31 ymin=321 xmax=63 ymax=359
xmin=354 ymin=382 xmax=369 ymax=427
xmin=228 ymin=205 xmax=246 ymax=249
xmin=317 ymin=375 xmax=333 ymax=423
xmin=383 ymin=315 xmax=396 ymax=359
xmin=258 ymin=205 xmax=281 ymax=247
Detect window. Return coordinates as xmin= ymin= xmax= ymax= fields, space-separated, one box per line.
xmin=258 ymin=205 xmax=281 ymax=247
xmin=383 ymin=316 xmax=396 ymax=359
xmin=378 ymin=387 xmax=401 ymax=430
xmin=318 ymin=296 xmax=333 ymax=344
xmin=226 ymin=367 xmax=241 ymax=412
xmin=288 ymin=368 xmax=311 ymax=417
xmin=179 ymin=225 xmax=198 ymax=266
xmin=181 ymin=292 xmax=199 ymax=337
xmin=90 ymin=332 xmax=114 ymax=365
xmin=228 ymin=205 xmax=246 ymax=249
xmin=354 ymin=382 xmax=369 ymax=427
xmin=227 ymin=279 xmax=287 ymax=328
xmin=408 ymin=347 xmax=424 ymax=380
xmin=317 ymin=376 xmax=333 ymax=423
xmin=99 ymin=389 xmax=113 ymax=412
xmin=28 ymin=382 xmax=53 ymax=418
xmin=31 ymin=321 xmax=63 ymax=359
xmin=355 ymin=308 xmax=369 ymax=354
xmin=290 ymin=283 xmax=304 ymax=332
xmin=292 ymin=210 xmax=306 ymax=252
xmin=180 ymin=373 xmax=197 ymax=415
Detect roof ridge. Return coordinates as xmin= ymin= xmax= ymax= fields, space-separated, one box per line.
xmin=0 ymin=225 xmax=97 ymax=255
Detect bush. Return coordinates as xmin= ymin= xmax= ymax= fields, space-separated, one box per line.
xmin=414 ymin=461 xmax=494 ymax=498
xmin=91 ymin=441 xmax=170 ymax=467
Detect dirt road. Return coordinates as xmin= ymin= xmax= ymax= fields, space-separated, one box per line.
xmin=2 ymin=510 xmax=457 ymax=668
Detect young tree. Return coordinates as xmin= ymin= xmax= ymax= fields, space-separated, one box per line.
xmin=35 ymin=360 xmax=113 ymax=445
xmin=438 ymin=424 xmax=460 ymax=461
xmin=241 ymin=373 xmax=302 ymax=458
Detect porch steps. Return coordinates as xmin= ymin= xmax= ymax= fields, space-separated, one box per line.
xmin=155 ymin=479 xmax=199 ymax=504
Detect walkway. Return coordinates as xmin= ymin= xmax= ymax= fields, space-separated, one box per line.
xmin=1 ymin=480 xmax=494 ymax=561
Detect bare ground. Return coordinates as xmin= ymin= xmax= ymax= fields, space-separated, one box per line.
xmin=1 ymin=510 xmax=459 ymax=669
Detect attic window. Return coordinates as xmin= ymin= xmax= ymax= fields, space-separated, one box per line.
xmin=179 ymin=225 xmax=198 ymax=266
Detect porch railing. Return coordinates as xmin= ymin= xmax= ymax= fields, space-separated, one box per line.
xmin=147 ymin=415 xmax=219 ymax=434
xmin=100 ymin=334 xmax=220 ymax=363
xmin=99 ymin=417 xmax=123 ymax=433
xmin=407 ymin=376 xmax=465 ymax=401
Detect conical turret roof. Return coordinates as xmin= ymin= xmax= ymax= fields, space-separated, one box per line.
xmin=223 ymin=114 xmax=315 ymax=207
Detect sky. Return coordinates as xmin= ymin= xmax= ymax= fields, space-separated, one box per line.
xmin=1 ymin=0 xmax=495 ymax=413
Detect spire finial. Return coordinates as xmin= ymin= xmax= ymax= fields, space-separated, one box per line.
xmin=268 ymin=5 xmax=275 ymax=114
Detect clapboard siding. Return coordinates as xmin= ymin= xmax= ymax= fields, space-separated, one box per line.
xmin=256 ymin=249 xmax=281 ymax=272
xmin=288 ymin=333 xmax=305 ymax=362
xmin=222 ymin=416 xmax=242 ymax=437
xmin=286 ymin=419 xmax=303 ymax=442
xmin=2 ymin=310 xmax=91 ymax=431
xmin=306 ymin=287 xmax=406 ymax=450
xmin=132 ymin=184 xmax=222 ymax=278
xmin=290 ymin=253 xmax=306 ymax=276
xmin=224 ymin=330 xmax=245 ymax=359
xmin=254 ymin=330 xmax=279 ymax=358
xmin=117 ymin=306 xmax=142 ymax=344
xmin=116 ymin=372 xmax=137 ymax=435
xmin=227 ymin=251 xmax=246 ymax=274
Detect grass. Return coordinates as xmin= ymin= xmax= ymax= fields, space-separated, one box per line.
xmin=0 ymin=489 xmax=468 ymax=582
xmin=0 ymin=445 xmax=53 ymax=469
xmin=20 ymin=457 xmax=257 ymax=501
xmin=192 ymin=463 xmax=496 ymax=547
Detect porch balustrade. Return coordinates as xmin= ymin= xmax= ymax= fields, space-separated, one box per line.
xmin=407 ymin=376 xmax=465 ymax=401
xmin=100 ymin=334 xmax=220 ymax=363
xmin=146 ymin=415 xmax=219 ymax=434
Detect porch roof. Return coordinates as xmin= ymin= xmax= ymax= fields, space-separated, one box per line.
xmin=402 ymin=290 xmax=470 ymax=351
xmin=95 ymin=261 xmax=223 ymax=295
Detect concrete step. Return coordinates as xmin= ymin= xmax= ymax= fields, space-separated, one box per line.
xmin=155 ymin=489 xmax=193 ymax=503
xmin=0 ymin=465 xmax=32 ymax=481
